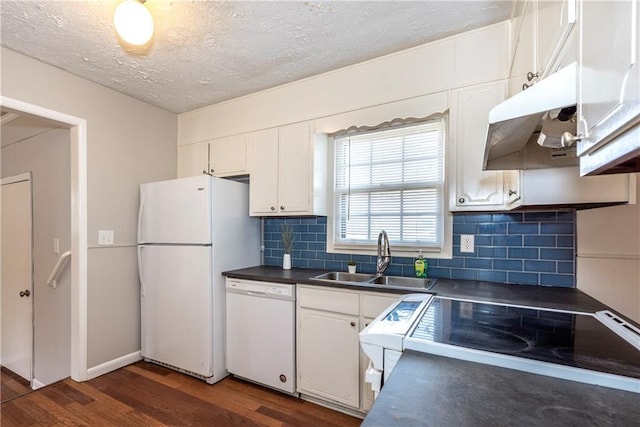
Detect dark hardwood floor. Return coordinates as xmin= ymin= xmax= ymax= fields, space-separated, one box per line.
xmin=0 ymin=361 xmax=363 ymax=426
xmin=1 ymin=366 xmax=32 ymax=403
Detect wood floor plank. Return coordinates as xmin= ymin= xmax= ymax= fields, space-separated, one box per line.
xmin=1 ymin=361 xmax=363 ymax=427
xmin=27 ymin=390 xmax=92 ymax=426
xmin=1 ymin=366 xmax=32 ymax=402
xmin=40 ymin=380 xmax=94 ymax=407
xmin=0 ymin=400 xmax=37 ymax=426
xmin=12 ymin=396 xmax=59 ymax=426
xmin=91 ymin=368 xmax=264 ymax=426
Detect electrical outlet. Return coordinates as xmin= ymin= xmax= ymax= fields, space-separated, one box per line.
xmin=461 ymin=234 xmax=474 ymax=253
xmin=98 ymin=230 xmax=114 ymax=245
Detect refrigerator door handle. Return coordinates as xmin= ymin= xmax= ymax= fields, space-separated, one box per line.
xmin=137 ymin=245 xmax=146 ymax=297
xmin=137 ymin=192 xmax=145 ymax=244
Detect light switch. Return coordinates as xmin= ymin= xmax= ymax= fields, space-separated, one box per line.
xmin=98 ymin=230 xmax=114 ymax=245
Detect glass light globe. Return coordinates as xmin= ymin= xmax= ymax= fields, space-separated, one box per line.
xmin=114 ymin=0 xmax=154 ymax=46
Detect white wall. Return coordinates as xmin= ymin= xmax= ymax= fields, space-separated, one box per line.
xmin=2 ymin=126 xmax=71 ymax=386
xmin=1 ymin=47 xmax=178 ymax=370
xmin=577 ymin=179 xmax=640 ymax=323
xmin=178 ymin=22 xmax=510 ymax=144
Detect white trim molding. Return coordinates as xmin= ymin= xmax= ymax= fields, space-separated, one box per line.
xmin=86 ymin=351 xmax=142 ymax=380
xmin=1 ymin=96 xmax=89 ymax=383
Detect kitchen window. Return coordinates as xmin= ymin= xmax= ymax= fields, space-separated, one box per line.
xmin=327 ymin=115 xmax=451 ymax=256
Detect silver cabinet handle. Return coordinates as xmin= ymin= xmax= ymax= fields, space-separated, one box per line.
xmin=527 ymin=71 xmax=539 ymax=81
xmin=280 ymin=206 xmax=285 ymax=211
xmin=458 ymin=197 xmax=465 ymax=204
xmin=508 ymin=189 xmax=518 ymax=196
xmin=561 ymin=132 xmax=582 ymax=147
xmin=19 ymin=289 xmax=31 ymax=297
xmin=270 ymin=206 xmax=276 ymax=211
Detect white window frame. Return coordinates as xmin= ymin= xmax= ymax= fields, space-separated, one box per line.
xmin=326 ymin=115 xmax=453 ymax=259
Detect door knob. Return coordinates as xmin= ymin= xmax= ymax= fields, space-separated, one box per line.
xmin=19 ymin=289 xmax=31 ymax=297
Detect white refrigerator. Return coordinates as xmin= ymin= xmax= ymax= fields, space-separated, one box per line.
xmin=137 ymin=175 xmax=259 ymax=384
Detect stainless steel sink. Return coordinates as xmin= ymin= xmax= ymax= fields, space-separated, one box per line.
xmin=367 ymin=275 xmax=436 ymax=289
xmin=311 ymin=271 xmax=436 ymax=290
xmin=312 ymin=272 xmax=376 ymax=283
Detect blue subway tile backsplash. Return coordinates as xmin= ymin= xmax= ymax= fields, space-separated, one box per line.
xmin=263 ymin=211 xmax=576 ymax=287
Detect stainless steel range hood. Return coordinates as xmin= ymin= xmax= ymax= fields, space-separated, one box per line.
xmin=483 ymin=63 xmax=579 ymax=171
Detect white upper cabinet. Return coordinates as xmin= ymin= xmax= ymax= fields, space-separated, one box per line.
xmin=249 ymin=122 xmax=327 ymax=216
xmin=450 ymin=81 xmax=520 ymax=211
xmin=209 ymin=134 xmax=249 ymax=177
xmin=178 ymin=141 xmax=208 ymax=178
xmin=178 ymin=136 xmax=249 ymax=178
xmin=248 ymin=128 xmax=280 ymax=214
xmin=508 ymin=0 xmax=577 ymax=96
xmin=536 ymin=0 xmax=577 ymax=77
xmin=576 ymin=0 xmax=640 ymax=175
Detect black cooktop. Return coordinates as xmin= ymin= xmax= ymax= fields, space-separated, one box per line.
xmin=410 ymin=297 xmax=640 ymax=380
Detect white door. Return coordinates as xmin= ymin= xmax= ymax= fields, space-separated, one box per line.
xmin=1 ymin=177 xmax=33 ymax=382
xmin=138 ymin=175 xmax=211 ymax=244
xmin=139 ymin=245 xmax=213 ymax=377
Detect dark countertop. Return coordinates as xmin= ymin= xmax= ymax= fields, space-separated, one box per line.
xmin=429 ymin=279 xmax=610 ymax=314
xmin=223 ymin=265 xmax=330 ymax=285
xmin=362 ymin=350 xmax=640 ymax=427
xmin=222 ymin=265 xmax=611 ymax=314
xmin=223 ymin=265 xmax=432 ymax=296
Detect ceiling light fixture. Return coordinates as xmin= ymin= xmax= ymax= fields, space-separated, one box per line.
xmin=114 ymin=0 xmax=154 ymax=46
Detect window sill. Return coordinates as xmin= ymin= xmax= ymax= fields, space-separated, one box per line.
xmin=327 ymin=244 xmax=453 ymax=260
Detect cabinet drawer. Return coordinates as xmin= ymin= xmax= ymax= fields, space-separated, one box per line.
xmin=361 ymin=293 xmax=400 ymax=319
xmin=298 ymin=286 xmax=359 ymax=316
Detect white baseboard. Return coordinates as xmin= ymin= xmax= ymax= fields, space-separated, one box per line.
xmin=32 ymin=378 xmax=46 ymax=390
xmin=86 ymin=351 xmax=142 ymax=380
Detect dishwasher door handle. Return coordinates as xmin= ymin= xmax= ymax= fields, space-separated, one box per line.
xmin=247 ymin=291 xmax=267 ymax=297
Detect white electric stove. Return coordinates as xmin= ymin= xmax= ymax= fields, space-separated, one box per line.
xmin=360 ymin=294 xmax=640 ymax=398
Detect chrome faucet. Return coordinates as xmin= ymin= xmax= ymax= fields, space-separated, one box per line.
xmin=376 ymin=230 xmax=391 ymax=276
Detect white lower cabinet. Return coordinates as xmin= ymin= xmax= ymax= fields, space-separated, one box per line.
xmin=296 ymin=285 xmax=399 ymax=414
xmin=298 ymin=308 xmax=360 ymax=408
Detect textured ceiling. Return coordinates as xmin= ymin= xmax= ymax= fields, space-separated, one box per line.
xmin=1 ymin=1 xmax=514 ymax=114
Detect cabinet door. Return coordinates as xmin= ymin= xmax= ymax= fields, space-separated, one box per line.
xmin=451 ymin=81 xmax=520 ymax=211
xmin=178 ymin=142 xmax=208 ymax=178
xmin=577 ymin=0 xmax=640 ymax=156
xmin=508 ymin=0 xmax=535 ymax=96
xmin=278 ymin=122 xmax=311 ymax=214
xmin=249 ymin=128 xmax=279 ymax=215
xmin=536 ymin=0 xmax=576 ymax=78
xmin=209 ymin=134 xmax=248 ymax=177
xmin=298 ymin=308 xmax=360 ymax=408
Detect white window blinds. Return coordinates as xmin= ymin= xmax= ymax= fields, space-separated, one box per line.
xmin=332 ymin=118 xmax=446 ymax=250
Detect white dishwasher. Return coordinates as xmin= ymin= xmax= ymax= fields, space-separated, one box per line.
xmin=225 ymin=278 xmax=296 ymax=394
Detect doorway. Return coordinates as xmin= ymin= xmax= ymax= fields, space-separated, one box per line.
xmin=1 ymin=174 xmax=33 ymax=402
xmin=0 ymin=96 xmax=88 ymax=386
